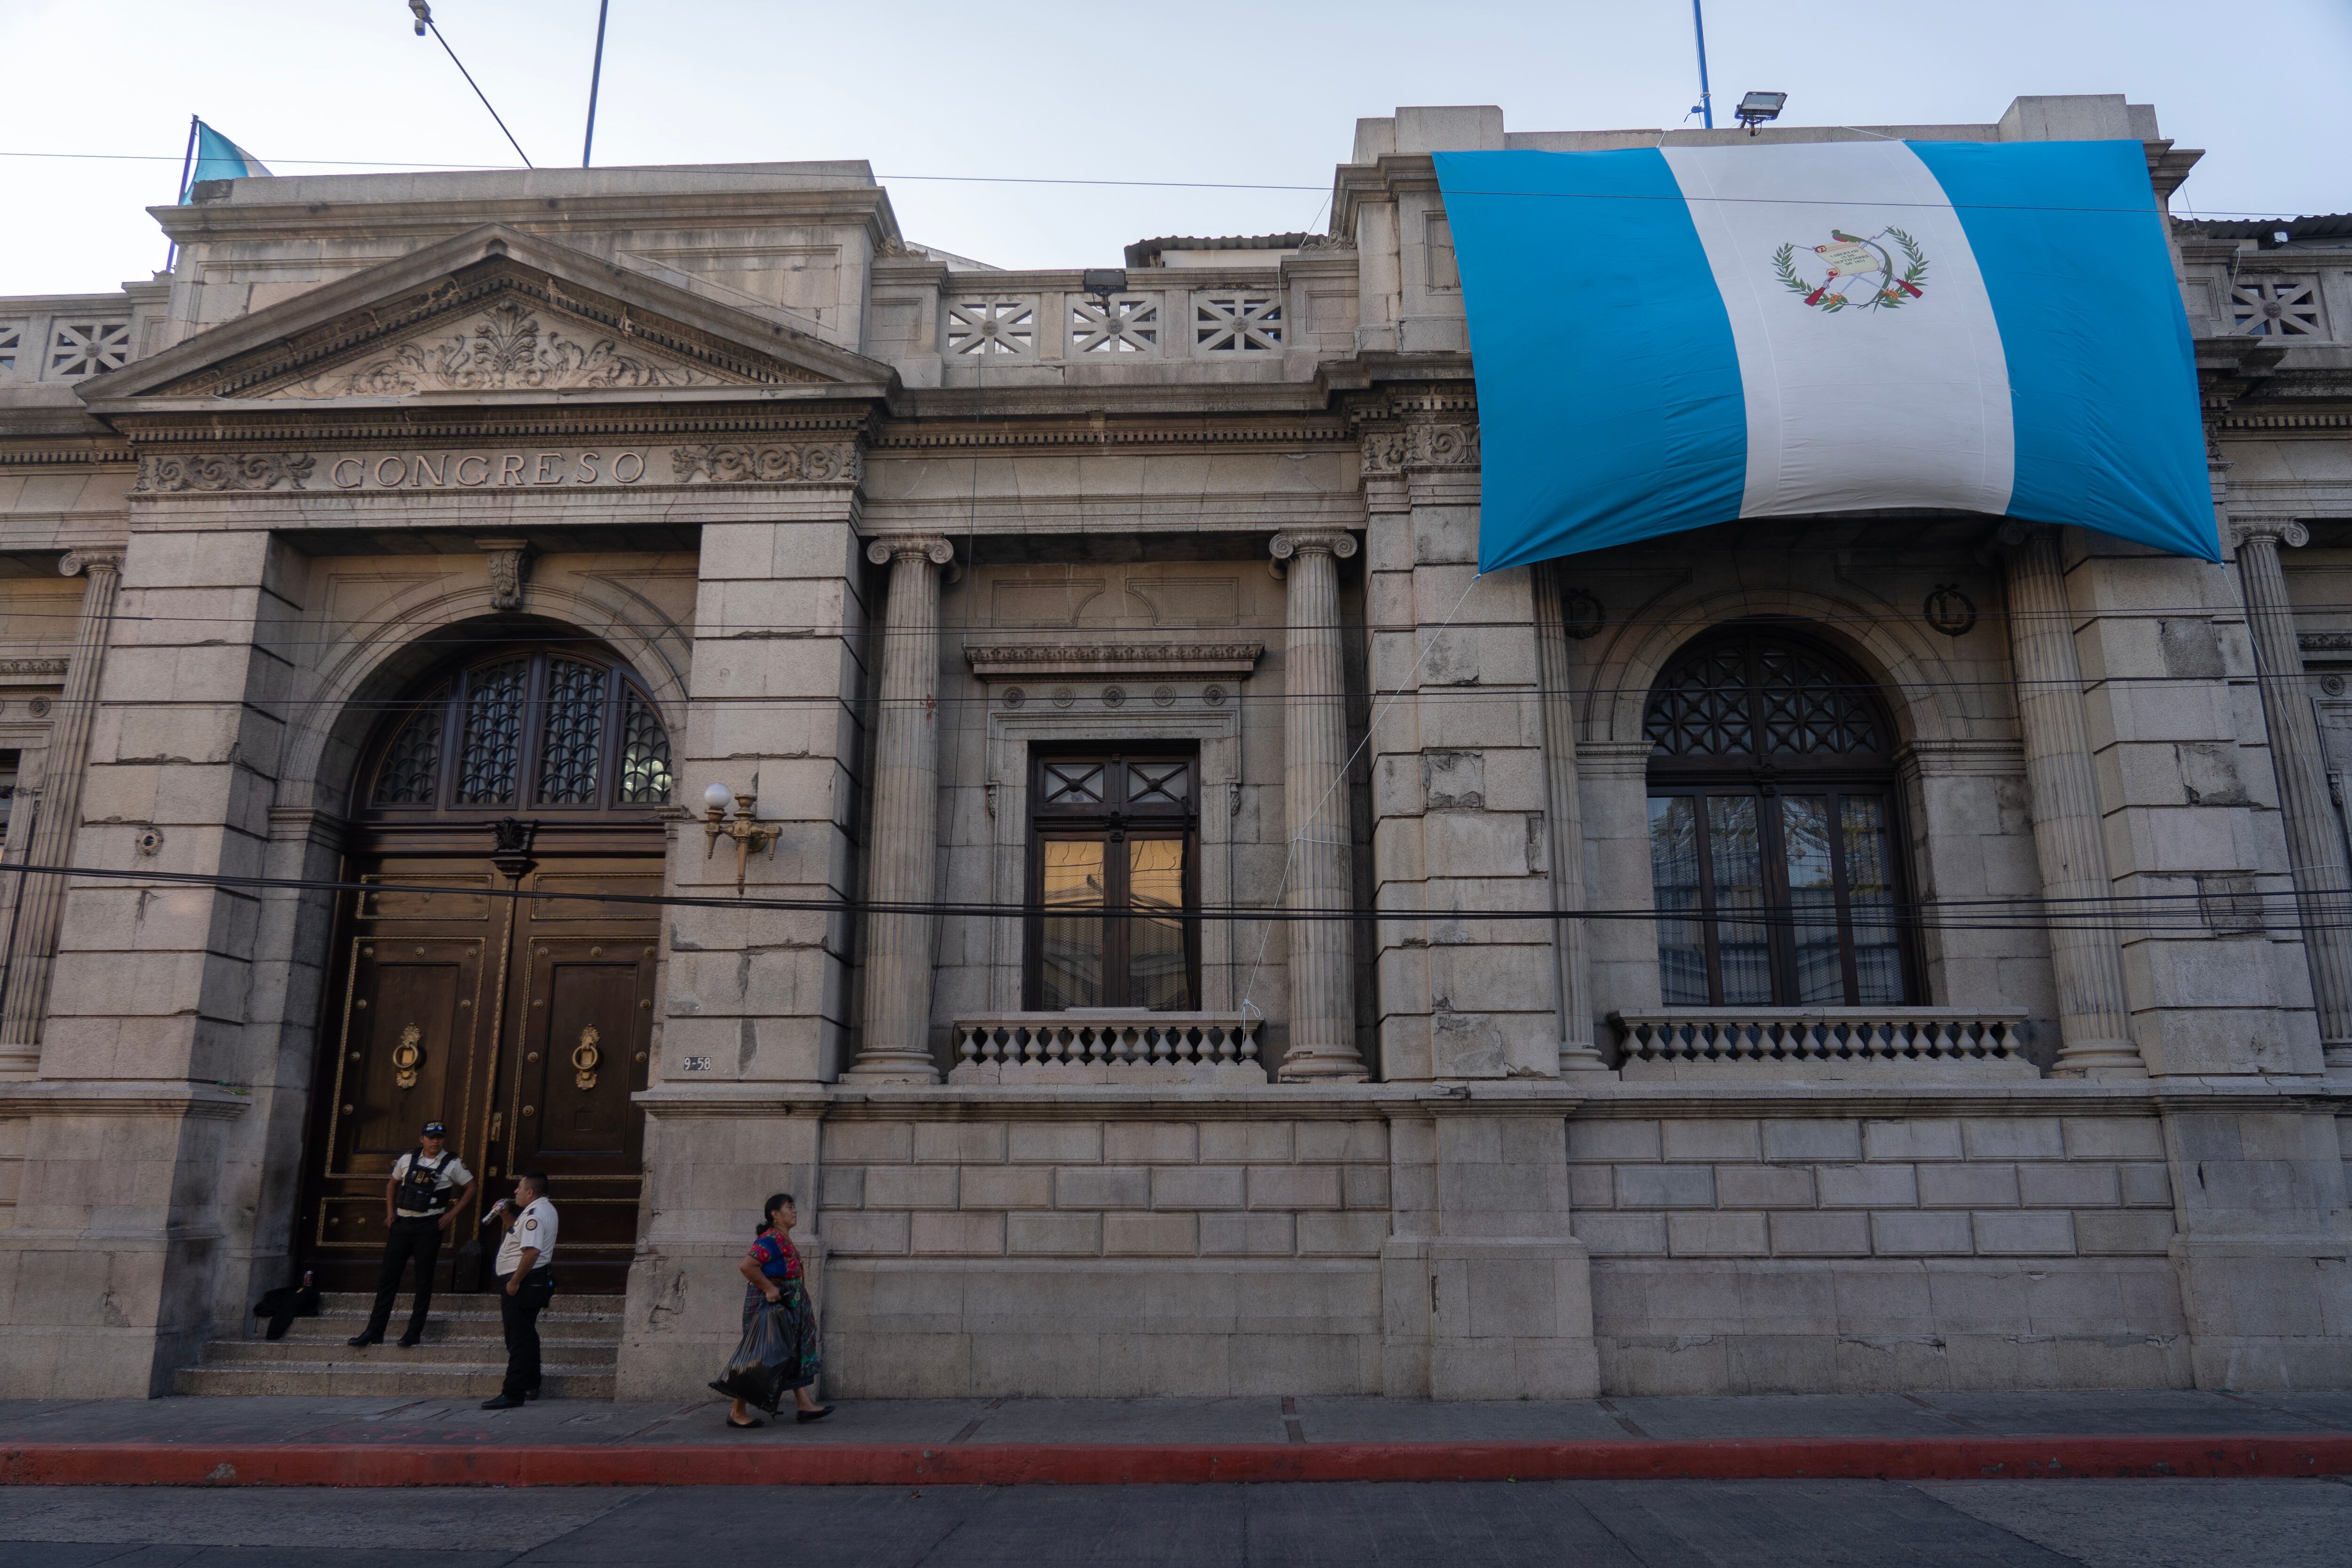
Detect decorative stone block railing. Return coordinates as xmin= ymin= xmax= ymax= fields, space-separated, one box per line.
xmin=1609 ymin=1010 xmax=2038 ymax=1081
xmin=949 ymin=1012 xmax=1267 ymax=1084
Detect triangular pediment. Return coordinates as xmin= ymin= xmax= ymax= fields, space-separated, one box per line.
xmin=79 ymin=224 xmax=895 ymax=410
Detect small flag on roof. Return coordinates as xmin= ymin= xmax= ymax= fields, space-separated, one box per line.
xmin=179 ymin=120 xmax=271 ymax=200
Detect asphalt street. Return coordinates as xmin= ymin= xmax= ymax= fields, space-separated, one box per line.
xmin=3 ymin=1478 xmax=2350 ymax=1567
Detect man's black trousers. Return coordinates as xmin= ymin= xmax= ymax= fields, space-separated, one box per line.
xmin=499 ymin=1270 xmax=556 ymax=1399
xmin=363 ymin=1215 xmax=444 ymax=1341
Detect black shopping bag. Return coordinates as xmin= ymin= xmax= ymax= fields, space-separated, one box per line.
xmin=709 ymin=1300 xmax=794 ymax=1414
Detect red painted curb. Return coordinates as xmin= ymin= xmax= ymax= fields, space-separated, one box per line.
xmin=4 ymin=1435 xmax=2351 ymax=1487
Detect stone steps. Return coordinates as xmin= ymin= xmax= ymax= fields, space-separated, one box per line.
xmin=172 ymin=1289 xmax=626 ymax=1399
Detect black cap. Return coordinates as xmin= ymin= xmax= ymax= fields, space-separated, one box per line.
xmin=421 ymin=1122 xmax=448 ymax=1137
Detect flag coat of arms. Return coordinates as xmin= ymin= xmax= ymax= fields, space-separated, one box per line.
xmin=181 ymin=121 xmax=272 ymax=199
xmin=1434 ymin=139 xmax=2218 ymax=569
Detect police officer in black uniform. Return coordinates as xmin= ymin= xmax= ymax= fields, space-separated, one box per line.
xmin=350 ymin=1120 xmax=476 ymax=1347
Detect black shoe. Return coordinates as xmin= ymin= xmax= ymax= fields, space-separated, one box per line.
xmin=796 ymin=1405 xmax=834 ymax=1424
xmin=524 ymin=1388 xmax=541 ymax=1401
xmin=479 ymin=1394 xmax=525 ymax=1410
xmin=347 ymin=1333 xmax=381 ymax=1347
xmin=396 ymin=1334 xmax=422 ymax=1349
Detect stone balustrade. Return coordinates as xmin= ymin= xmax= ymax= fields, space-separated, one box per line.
xmin=1609 ymin=1010 xmax=2036 ymax=1080
xmin=949 ymin=1012 xmax=1266 ymax=1085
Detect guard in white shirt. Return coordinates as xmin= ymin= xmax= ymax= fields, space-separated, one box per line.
xmin=349 ymin=1120 xmax=475 ymax=1348
xmin=479 ymin=1171 xmax=557 ymax=1409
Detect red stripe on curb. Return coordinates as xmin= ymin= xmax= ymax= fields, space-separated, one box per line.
xmin=4 ymin=1435 xmax=2352 ymax=1488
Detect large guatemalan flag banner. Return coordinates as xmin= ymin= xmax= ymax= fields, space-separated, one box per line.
xmin=1434 ymin=140 xmax=2219 ymax=570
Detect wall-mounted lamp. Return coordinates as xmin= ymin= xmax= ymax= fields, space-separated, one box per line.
xmin=704 ymin=782 xmax=781 ymax=894
xmin=1735 ymin=91 xmax=1787 ymax=135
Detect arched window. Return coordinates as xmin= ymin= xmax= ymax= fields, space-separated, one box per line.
xmin=361 ymin=647 xmax=672 ymax=815
xmin=1644 ymin=626 xmax=1912 ymax=1008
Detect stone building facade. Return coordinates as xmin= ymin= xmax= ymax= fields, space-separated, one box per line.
xmin=1 ymin=94 xmax=2349 ymax=1400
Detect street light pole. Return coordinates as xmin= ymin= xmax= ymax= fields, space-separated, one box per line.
xmin=1691 ymin=0 xmax=1715 ymax=129
xmin=582 ymin=0 xmax=612 ymax=167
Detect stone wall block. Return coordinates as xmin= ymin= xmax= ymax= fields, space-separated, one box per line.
xmin=914 ymin=1122 xmax=1007 ymax=1163
xmin=1971 ymin=1211 xmax=2077 ymax=1255
xmin=1569 ymin=1121 xmax=1660 ymax=1163
xmin=1761 ymin=1121 xmax=1863 ymax=1163
xmin=2061 ymin=1117 xmax=2167 ymax=1161
xmin=2074 ymin=1210 xmax=2177 ymax=1254
xmin=1960 ymin=1117 xmax=2065 ymax=1160
xmin=1247 ymin=1165 xmax=1343 ymax=1210
xmin=1863 ymin=1120 xmax=1963 ymax=1161
xmin=1006 ymin=1212 xmax=1103 ymax=1256
xmin=1767 ymin=1211 xmax=1873 ymax=1257
xmin=1917 ymin=1163 xmax=2020 ymax=1209
xmin=1104 ymin=1212 xmax=1197 ymax=1256
xmin=1817 ymin=1164 xmax=1919 ymax=1209
xmin=824 ymin=1211 xmax=911 ymax=1255
xmin=1009 ymin=1124 xmax=1102 ymax=1164
xmin=1200 ymin=1122 xmax=1295 ymax=1163
xmin=1567 ymin=1165 xmax=1613 ymax=1208
xmin=1297 ymin=1211 xmax=1391 ymax=1256
xmin=2017 ymin=1163 xmax=2121 ymax=1208
xmin=1870 ymin=1210 xmax=1975 ymax=1255
xmin=1151 ymin=1166 xmax=1245 ymax=1210
xmin=1104 ymin=1122 xmax=1200 ymax=1164
xmin=1661 ymin=1120 xmax=1762 ymax=1162
xmin=1615 ymin=1165 xmax=1715 ymax=1208
xmin=1713 ymin=1165 xmax=1818 ymax=1209
xmin=959 ymin=1166 xmax=1053 ymax=1210
xmin=1343 ymin=1164 xmax=1391 ymax=1209
xmin=2119 ymin=1163 xmax=2174 ymax=1207
xmin=1571 ymin=1213 xmax=1668 ymax=1255
xmin=819 ymin=1167 xmax=865 ymax=1209
xmin=1667 ymin=1212 xmax=1769 ymax=1257
xmin=910 ymin=1211 xmax=1006 ymax=1255
xmin=865 ymin=1165 xmax=958 ymax=1210
xmin=1200 ymin=1213 xmax=1297 ymax=1255
xmin=1056 ymin=1167 xmax=1149 ymax=1210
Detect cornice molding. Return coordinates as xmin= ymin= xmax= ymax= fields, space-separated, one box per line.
xmin=964 ymin=641 xmax=1265 ymax=681
xmin=108 ymin=405 xmax=875 ymax=447
xmin=870 ymin=420 xmax=1351 ymax=453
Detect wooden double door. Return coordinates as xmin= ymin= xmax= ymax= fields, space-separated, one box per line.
xmin=302 ymin=846 xmax=662 ymax=1293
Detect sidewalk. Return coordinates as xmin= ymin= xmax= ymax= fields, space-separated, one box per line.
xmin=4 ymin=1390 xmax=2351 ymax=1486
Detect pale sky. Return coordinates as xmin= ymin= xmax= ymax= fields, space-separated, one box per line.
xmin=3 ymin=0 xmax=2347 ymax=295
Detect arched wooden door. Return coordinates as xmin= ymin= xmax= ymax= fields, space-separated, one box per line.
xmin=301 ymin=642 xmax=674 ymax=1293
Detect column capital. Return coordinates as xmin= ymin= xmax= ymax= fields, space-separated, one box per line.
xmin=2231 ymin=515 xmax=2309 ymax=550
xmin=865 ymin=533 xmax=957 ymax=570
xmin=58 ymin=550 xmax=123 ymax=579
xmin=1269 ymin=529 xmax=1359 ymax=563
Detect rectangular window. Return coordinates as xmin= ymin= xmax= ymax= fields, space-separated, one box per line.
xmin=1026 ymin=751 xmax=1198 ymax=1011
xmin=1646 ymin=787 xmax=1907 ymax=1008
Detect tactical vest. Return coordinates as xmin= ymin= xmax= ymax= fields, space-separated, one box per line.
xmin=397 ymin=1150 xmax=453 ymax=1216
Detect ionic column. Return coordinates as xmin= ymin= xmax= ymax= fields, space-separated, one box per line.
xmin=0 ymin=550 xmax=120 ymax=1071
xmin=1996 ymin=525 xmax=2143 ymax=1076
xmin=1270 ymin=529 xmax=1366 ymax=1082
xmin=1532 ymin=563 xmax=1606 ymax=1071
xmin=2233 ymin=516 xmax=2352 ymax=1070
xmin=845 ymin=534 xmax=954 ymax=1083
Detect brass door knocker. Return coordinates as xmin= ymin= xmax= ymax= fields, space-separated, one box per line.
xmin=572 ymin=1026 xmax=601 ymax=1090
xmin=392 ymin=1024 xmax=424 ymax=1089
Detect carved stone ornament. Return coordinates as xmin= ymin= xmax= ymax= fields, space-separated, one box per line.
xmin=1359 ymin=423 xmax=1480 ymax=474
xmin=865 ymin=534 xmax=957 ymax=569
xmin=2232 ymin=517 xmax=2311 ymax=550
xmin=1923 ymin=582 xmax=1978 ymax=637
xmin=1559 ymin=586 xmax=1606 ymax=640
xmin=965 ymin=642 xmax=1264 ymax=681
xmin=280 ymin=300 xmax=719 ymax=396
xmin=479 ymin=538 xmax=532 ymax=611
xmin=1269 ymin=529 xmax=1359 ymax=562
xmin=134 ymin=454 xmax=317 ymax=494
xmin=488 ymin=816 xmax=540 ymax=881
xmin=673 ymin=442 xmax=861 ymax=485
xmin=0 ymin=659 xmax=66 ymax=677
xmin=58 ymin=551 xmax=123 ymax=579
xmin=1296 ymin=232 xmax=1358 ymax=255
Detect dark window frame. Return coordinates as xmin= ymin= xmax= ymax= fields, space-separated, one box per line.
xmin=1023 ymin=748 xmax=1200 ymax=1011
xmin=1643 ymin=626 xmax=1918 ymax=1009
xmin=356 ymin=645 xmax=673 ymax=819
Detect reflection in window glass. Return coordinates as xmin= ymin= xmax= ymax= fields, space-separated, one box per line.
xmin=618 ymin=692 xmax=673 ymax=805
xmin=1648 ymin=796 xmax=1708 ymax=1007
xmin=1843 ymin=796 xmax=1904 ymax=1004
xmin=1707 ymin=796 xmax=1772 ymax=1006
xmin=1037 ymin=839 xmax=1105 ymax=1010
xmin=1781 ymin=795 xmax=1844 ymax=1004
xmin=535 ymin=659 xmax=605 ymax=805
xmin=1126 ymin=838 xmax=1191 ymax=1011
xmin=373 ymin=704 xmax=443 ymax=806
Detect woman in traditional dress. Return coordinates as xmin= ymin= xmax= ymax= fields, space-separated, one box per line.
xmin=717 ymin=1192 xmax=832 ymax=1428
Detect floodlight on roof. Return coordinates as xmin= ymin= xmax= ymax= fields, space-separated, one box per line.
xmin=1735 ymin=91 xmax=1787 ymax=135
